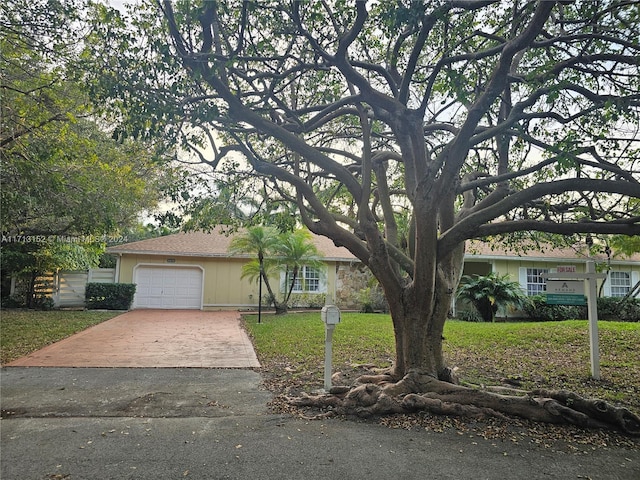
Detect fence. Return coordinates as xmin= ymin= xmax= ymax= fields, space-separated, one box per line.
xmin=47 ymin=269 xmax=116 ymax=307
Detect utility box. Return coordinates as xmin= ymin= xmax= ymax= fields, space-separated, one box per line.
xmin=321 ymin=305 xmax=341 ymax=325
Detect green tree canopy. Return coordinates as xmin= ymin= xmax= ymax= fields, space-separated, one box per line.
xmin=86 ymin=1 xmax=640 ymax=433
xmin=1 ymin=118 xmax=169 ymax=237
xmin=0 ymin=0 xmax=189 ymax=308
xmin=1 ymin=0 xmax=176 ymax=238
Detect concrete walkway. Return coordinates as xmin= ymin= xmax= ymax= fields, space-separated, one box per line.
xmin=5 ymin=310 xmax=260 ymax=368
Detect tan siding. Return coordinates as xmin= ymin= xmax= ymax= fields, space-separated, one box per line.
xmin=203 ymin=258 xmax=258 ymax=307
xmin=117 ymin=254 xmax=342 ymax=309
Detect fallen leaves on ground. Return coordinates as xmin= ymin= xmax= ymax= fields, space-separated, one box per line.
xmin=257 ymin=360 xmax=640 ymax=452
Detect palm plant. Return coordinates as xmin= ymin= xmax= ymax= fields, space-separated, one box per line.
xmin=274 ymin=229 xmax=323 ymax=306
xmin=228 ymin=226 xmax=284 ymax=313
xmin=229 ymin=227 xmax=324 ymax=314
xmin=456 ymin=272 xmax=529 ymax=322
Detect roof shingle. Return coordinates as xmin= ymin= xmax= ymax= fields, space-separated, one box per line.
xmin=107 ymin=230 xmax=639 ymax=264
xmin=107 ymin=229 xmax=358 ymax=261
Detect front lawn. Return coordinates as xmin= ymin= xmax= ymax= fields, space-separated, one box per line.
xmin=244 ymin=312 xmax=640 ymax=411
xmin=0 ymin=310 xmax=121 ymax=364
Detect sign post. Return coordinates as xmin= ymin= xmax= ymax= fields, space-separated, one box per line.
xmin=585 ymin=261 xmax=601 ymax=380
xmin=543 ymin=261 xmax=606 ymax=380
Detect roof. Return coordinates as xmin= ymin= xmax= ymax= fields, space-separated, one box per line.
xmin=465 ymin=240 xmax=640 ymax=265
xmin=107 ymin=230 xmax=639 ymax=265
xmin=107 ymin=229 xmax=358 ymax=262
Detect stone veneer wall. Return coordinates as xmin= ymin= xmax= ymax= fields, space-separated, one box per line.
xmin=335 ymin=262 xmax=372 ymax=310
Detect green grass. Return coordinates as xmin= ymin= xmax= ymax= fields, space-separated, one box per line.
xmin=244 ymin=312 xmax=640 ymax=410
xmin=3 ymin=309 xmax=637 ymax=411
xmin=0 ymin=310 xmax=121 ymax=364
xmin=245 ymin=312 xmax=395 ymax=370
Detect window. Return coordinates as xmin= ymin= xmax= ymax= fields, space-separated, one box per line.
xmin=610 ymin=271 xmax=630 ymax=297
xmin=286 ymin=266 xmax=322 ymax=293
xmin=526 ymin=268 xmax=548 ymax=296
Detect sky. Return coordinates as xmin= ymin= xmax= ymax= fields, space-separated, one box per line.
xmin=107 ymin=0 xmax=128 ymax=12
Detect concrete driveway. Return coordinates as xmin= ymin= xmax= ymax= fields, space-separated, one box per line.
xmin=5 ymin=310 xmax=260 ymax=368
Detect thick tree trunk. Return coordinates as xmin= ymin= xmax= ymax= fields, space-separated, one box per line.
xmin=289 ymin=370 xmax=640 ymax=435
xmin=379 ymin=235 xmax=464 ymax=383
xmin=474 ymin=299 xmax=496 ymax=323
xmin=391 ymin=305 xmax=447 ymax=380
xmin=289 ymin=241 xmax=640 ymax=435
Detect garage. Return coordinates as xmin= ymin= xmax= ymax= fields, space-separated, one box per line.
xmin=133 ymin=265 xmax=203 ymax=309
xmin=108 ymin=231 xmax=359 ymax=310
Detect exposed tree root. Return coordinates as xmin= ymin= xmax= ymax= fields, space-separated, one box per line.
xmin=288 ymin=371 xmax=640 ymax=436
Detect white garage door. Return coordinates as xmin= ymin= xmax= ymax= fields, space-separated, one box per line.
xmin=134 ymin=266 xmax=203 ymax=309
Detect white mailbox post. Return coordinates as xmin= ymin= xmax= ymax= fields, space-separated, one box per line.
xmin=321 ymin=305 xmax=341 ymax=390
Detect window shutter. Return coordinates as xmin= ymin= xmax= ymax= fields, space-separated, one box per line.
xmin=602 ymin=271 xmax=612 ymax=297
xmin=632 ymin=271 xmax=640 ymax=298
xmin=518 ymin=267 xmax=527 ymax=294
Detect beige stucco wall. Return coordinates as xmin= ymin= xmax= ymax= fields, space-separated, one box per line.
xmin=115 ymin=254 xmax=350 ymax=310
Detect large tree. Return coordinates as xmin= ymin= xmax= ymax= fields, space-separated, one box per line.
xmin=87 ymin=1 xmax=640 ymax=433
xmin=0 ymin=0 xmax=183 ymax=306
xmin=0 ymin=0 xmax=88 ymax=149
xmin=0 ymin=0 xmax=174 ymax=237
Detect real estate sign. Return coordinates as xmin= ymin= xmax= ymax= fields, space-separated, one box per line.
xmin=542 ymin=262 xmax=607 ymax=380
xmin=546 ymin=279 xmax=586 ymax=305
xmin=556 ymin=265 xmax=576 ymax=273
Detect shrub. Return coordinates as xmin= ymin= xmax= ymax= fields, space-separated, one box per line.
xmin=609 ymin=297 xmax=640 ymax=322
xmin=358 ymin=286 xmax=388 ymax=313
xmin=32 ymin=294 xmax=55 ymax=311
xmin=523 ymin=295 xmax=639 ymax=322
xmin=596 ymin=296 xmax=640 ymax=321
xmin=522 ymin=295 xmax=585 ymax=321
xmin=287 ymin=293 xmax=327 ymax=309
xmin=85 ymin=283 xmax=136 ymax=310
xmin=1 ymin=295 xmax=24 ymax=309
xmin=458 ymin=309 xmax=482 ymax=322
xmin=456 ymin=273 xmax=529 ymax=322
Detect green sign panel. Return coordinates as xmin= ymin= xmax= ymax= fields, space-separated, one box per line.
xmin=546 ymin=294 xmax=587 ymax=306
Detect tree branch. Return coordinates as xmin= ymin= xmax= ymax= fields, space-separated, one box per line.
xmin=440 ymin=178 xmax=640 ymax=255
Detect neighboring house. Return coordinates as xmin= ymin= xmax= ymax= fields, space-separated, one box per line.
xmin=107 ymin=229 xmax=366 ymax=310
xmin=5 ymin=268 xmax=116 ymax=309
xmin=457 ymin=241 xmax=640 ymax=317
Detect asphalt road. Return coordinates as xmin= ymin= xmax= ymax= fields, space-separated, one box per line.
xmin=1 ymin=367 xmax=639 ymax=480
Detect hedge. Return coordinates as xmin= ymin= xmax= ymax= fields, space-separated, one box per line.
xmin=85 ymin=283 xmax=136 ymax=310
xmin=523 ymin=295 xmax=639 ymax=322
